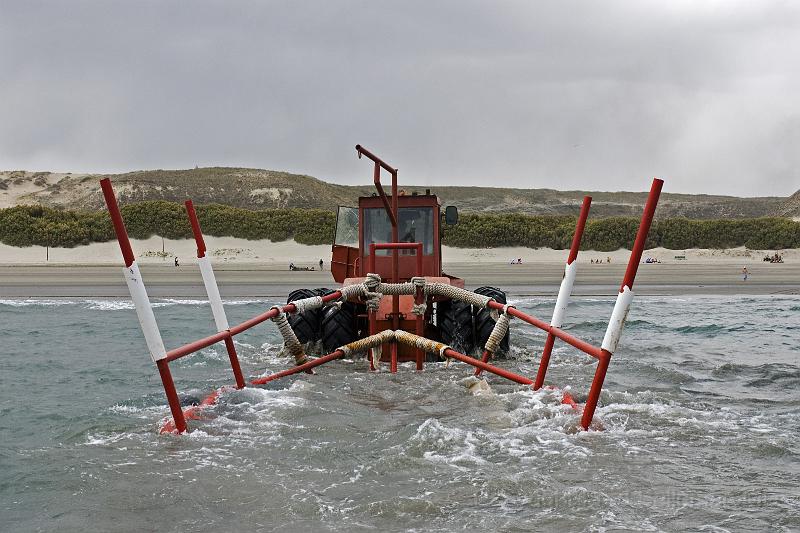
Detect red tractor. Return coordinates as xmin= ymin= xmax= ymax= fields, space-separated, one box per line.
xmin=286 ymin=145 xmax=509 ymax=362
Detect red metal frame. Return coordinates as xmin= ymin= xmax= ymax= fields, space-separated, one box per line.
xmin=368 ymin=242 xmax=424 ymax=372
xmin=357 ymin=145 xmax=402 ymax=369
xmin=102 ymin=178 xmax=347 ymax=433
xmin=103 ymin=173 xmax=662 ymax=433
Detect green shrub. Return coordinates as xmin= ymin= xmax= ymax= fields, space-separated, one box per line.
xmin=0 ymin=203 xmax=798 ymax=250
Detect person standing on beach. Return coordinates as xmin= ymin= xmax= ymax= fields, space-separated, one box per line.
xmin=174 ymin=257 xmax=179 ymax=267
xmin=319 ymin=259 xmax=324 ymax=271
xmin=742 ymin=266 xmax=748 ymax=281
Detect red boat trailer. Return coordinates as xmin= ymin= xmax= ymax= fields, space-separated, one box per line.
xmin=100 ymin=176 xmax=663 ymax=434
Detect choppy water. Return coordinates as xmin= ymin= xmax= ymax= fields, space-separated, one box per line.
xmin=1 ymin=294 xmax=798 ymax=532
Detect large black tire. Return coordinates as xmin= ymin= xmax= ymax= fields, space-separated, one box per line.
xmin=287 ymin=288 xmax=321 ymax=343
xmin=437 ymin=299 xmax=475 ymax=355
xmin=321 ymin=303 xmax=358 ymax=354
xmin=473 ymin=286 xmax=510 ymax=357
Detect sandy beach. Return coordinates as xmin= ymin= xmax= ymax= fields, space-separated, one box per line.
xmin=0 ymin=237 xmax=796 ymax=297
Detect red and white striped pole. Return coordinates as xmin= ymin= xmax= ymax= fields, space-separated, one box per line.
xmin=533 ymin=196 xmax=592 ymax=389
xmin=185 ymin=200 xmax=245 ymax=389
xmin=580 ymin=178 xmax=663 ymax=429
xmin=100 ymin=178 xmax=187 ymax=433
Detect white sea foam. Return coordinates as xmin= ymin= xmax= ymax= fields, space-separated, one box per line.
xmin=0 ymin=298 xmax=77 ymax=307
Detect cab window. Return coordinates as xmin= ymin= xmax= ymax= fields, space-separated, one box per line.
xmin=363 ymin=207 xmax=434 ymax=256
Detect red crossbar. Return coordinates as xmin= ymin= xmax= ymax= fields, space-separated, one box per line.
xmin=486 ymin=302 xmax=604 ymax=359
xmin=443 ymin=348 xmax=534 ymax=385
xmin=251 ymin=350 xmax=345 ymax=385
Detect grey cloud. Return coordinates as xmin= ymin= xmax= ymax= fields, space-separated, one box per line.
xmin=0 ymin=0 xmax=798 ymax=196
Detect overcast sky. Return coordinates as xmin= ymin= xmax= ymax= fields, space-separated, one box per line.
xmin=1 ymin=1 xmax=798 ymax=196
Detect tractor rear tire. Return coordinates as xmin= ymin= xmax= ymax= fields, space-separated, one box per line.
xmin=437 ymin=299 xmax=475 ymax=355
xmin=287 ymin=288 xmax=321 ymax=344
xmin=321 ymin=303 xmax=358 ymax=354
xmin=473 ymin=286 xmax=510 ymax=357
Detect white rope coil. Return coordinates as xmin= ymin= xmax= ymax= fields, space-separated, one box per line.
xmin=339 ymin=329 xmax=394 ymax=356
xmin=334 ymin=276 xmax=498 ymax=320
xmin=290 ymin=295 xmax=324 ymax=315
xmin=364 ymin=273 xmax=382 ymax=290
xmin=411 ymin=303 xmax=427 ymax=316
xmin=394 ymin=330 xmax=448 ymax=355
xmin=365 ymin=291 xmax=382 ymax=311
xmin=337 ymin=329 xmax=450 ymax=359
xmin=339 ymin=283 xmax=366 ymax=301
xmin=425 ymin=283 xmax=492 ymax=308
xmin=484 ymin=306 xmax=512 ymax=354
xmin=376 ymin=282 xmax=415 ymax=295
xmin=270 ymin=305 xmax=307 ymax=365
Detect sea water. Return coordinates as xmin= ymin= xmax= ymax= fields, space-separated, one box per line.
xmin=0 ymin=295 xmax=798 ymax=531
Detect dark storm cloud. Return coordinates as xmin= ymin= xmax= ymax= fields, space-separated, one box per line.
xmin=0 ymin=1 xmax=798 ymax=195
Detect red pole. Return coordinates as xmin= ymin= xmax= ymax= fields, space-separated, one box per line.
xmin=369 ymin=242 xmax=424 ymax=373
xmin=251 ymin=350 xmax=344 ymax=385
xmin=415 ymin=242 xmax=424 ymax=370
xmin=621 ymin=178 xmax=663 ymax=291
xmin=224 ymin=336 xmax=246 ymax=389
xmin=533 ymin=335 xmax=556 ymax=388
xmin=534 ymin=195 xmax=592 ymax=389
xmin=580 ymin=178 xmax=662 ymax=430
xmin=368 ymin=243 xmax=378 ymax=370
xmin=227 ymin=290 xmax=342 ymax=336
xmin=184 ymin=200 xmax=206 ymax=258
xmin=443 ymin=348 xmax=534 ymax=386
xmin=391 ymin=170 xmax=399 ymax=371
xmin=474 ymin=350 xmax=491 ymax=376
xmin=357 ymin=144 xmax=398 ymax=227
xmin=102 ymin=178 xmax=188 ymax=432
xmin=567 ymin=196 xmax=592 ymax=264
xmin=100 ymin=178 xmax=135 ymax=267
xmin=156 ymin=359 xmax=187 ymax=433
xmin=185 ymin=199 xmax=245 ymax=389
xmin=581 ymin=351 xmax=610 ymax=430
xmin=486 ymin=302 xmax=605 ymax=359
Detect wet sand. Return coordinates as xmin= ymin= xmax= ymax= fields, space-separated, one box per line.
xmin=1 ymin=261 xmax=797 ymax=297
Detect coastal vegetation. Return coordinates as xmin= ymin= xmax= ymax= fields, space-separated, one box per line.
xmin=1 ymin=202 xmax=798 ymax=251
xmin=0 ymin=201 xmax=800 ymax=251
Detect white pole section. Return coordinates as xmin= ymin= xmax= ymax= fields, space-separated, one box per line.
xmin=550 ymin=260 xmax=578 ymax=328
xmin=197 ymin=255 xmax=230 ymax=332
xmin=601 ymin=285 xmax=635 ymax=354
xmin=123 ymin=260 xmax=167 ymax=362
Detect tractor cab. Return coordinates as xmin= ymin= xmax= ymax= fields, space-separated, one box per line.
xmin=331 ymin=193 xmax=451 ymax=283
